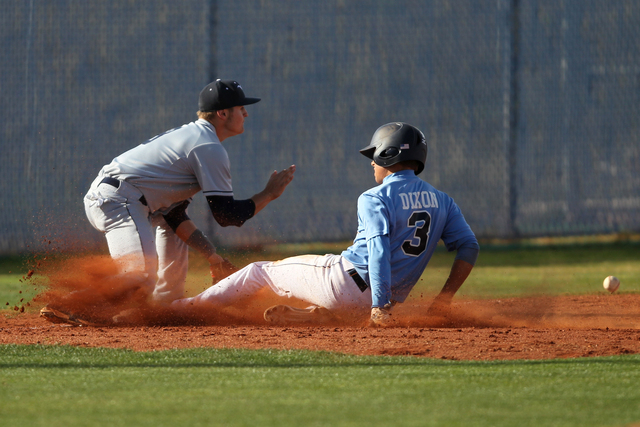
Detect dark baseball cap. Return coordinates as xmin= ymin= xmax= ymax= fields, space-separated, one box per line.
xmin=198 ymin=79 xmax=261 ymax=112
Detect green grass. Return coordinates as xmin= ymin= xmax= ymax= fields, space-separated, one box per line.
xmin=418 ymin=243 xmax=640 ymax=298
xmin=2 ymin=241 xmax=639 ymax=306
xmin=0 ymin=255 xmax=41 ymax=310
xmin=1 ymin=345 xmax=640 ymax=427
xmin=2 ymin=241 xmax=640 ymax=426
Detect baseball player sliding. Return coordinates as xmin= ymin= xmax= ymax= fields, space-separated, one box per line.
xmin=41 ymin=79 xmax=295 ymax=326
xmin=175 ymin=122 xmax=479 ymax=326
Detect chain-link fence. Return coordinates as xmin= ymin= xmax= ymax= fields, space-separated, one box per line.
xmin=1 ymin=0 xmax=638 ymax=254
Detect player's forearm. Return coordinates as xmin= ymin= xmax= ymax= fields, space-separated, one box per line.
xmin=251 ymin=186 xmax=286 ymax=215
xmin=174 ymin=220 xmax=198 ymax=241
xmin=435 ymin=259 xmax=474 ymax=303
xmin=250 ymin=191 xmax=275 ymax=215
xmin=176 ymin=221 xmax=222 ymax=263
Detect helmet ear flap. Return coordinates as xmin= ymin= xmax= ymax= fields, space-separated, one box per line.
xmin=378 ymin=147 xmax=400 ymax=160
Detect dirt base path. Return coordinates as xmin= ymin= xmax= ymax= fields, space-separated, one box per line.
xmin=2 ymin=294 xmax=639 ymax=361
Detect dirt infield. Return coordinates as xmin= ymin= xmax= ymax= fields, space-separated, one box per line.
xmin=2 ymin=254 xmax=639 ymax=361
xmin=2 ymin=294 xmax=639 ymax=361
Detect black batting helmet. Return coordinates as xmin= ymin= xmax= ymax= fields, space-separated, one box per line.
xmin=359 ymin=122 xmax=427 ymax=174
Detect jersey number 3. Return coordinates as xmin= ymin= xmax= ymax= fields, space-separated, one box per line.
xmin=402 ymin=211 xmax=431 ymax=257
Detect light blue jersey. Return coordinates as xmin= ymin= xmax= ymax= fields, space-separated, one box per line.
xmin=342 ymin=170 xmax=477 ymax=307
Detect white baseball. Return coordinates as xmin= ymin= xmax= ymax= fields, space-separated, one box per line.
xmin=603 ymin=276 xmax=620 ymax=293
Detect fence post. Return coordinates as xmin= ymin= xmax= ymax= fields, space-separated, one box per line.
xmin=501 ymin=0 xmax=520 ymax=239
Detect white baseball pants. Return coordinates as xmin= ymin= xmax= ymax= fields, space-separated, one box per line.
xmin=175 ymin=254 xmax=372 ymax=318
xmin=83 ymin=176 xmax=188 ymax=303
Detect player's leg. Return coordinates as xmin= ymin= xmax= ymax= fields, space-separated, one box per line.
xmin=42 ymin=180 xmax=158 ymax=325
xmin=174 ymin=256 xmax=335 ymax=308
xmin=84 ymin=179 xmax=157 ymax=294
xmin=174 ymin=261 xmax=273 ymax=307
xmin=259 ymin=254 xmax=372 ymax=324
xmin=261 ymin=254 xmax=371 ymax=311
xmin=151 ymin=216 xmax=189 ymax=303
xmin=175 ymin=254 xmax=371 ymax=322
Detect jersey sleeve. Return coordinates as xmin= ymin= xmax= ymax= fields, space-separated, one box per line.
xmin=358 ymin=193 xmax=390 ymax=239
xmin=358 ymin=193 xmax=393 ymax=307
xmin=162 ymin=200 xmax=191 ymax=231
xmin=206 ymin=195 xmax=255 ymax=227
xmin=188 ymin=144 xmax=234 ymax=197
xmin=440 ymin=199 xmax=477 ymax=252
xmin=368 ymin=234 xmax=392 ymax=308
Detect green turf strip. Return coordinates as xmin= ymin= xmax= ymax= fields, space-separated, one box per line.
xmin=1 ymin=345 xmax=639 ymax=427
xmin=2 ymin=243 xmax=640 ymax=307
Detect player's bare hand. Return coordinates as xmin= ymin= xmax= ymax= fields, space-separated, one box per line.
xmin=426 ymin=295 xmax=452 ymax=317
xmin=251 ymin=165 xmax=295 ymax=214
xmin=264 ymin=165 xmax=295 ymax=200
xmin=369 ymin=306 xmax=393 ymax=327
xmin=209 ymin=257 xmax=240 ymax=284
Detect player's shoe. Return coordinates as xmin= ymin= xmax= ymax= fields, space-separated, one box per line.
xmin=111 ymin=308 xmax=138 ymax=325
xmin=263 ymin=305 xmax=336 ymax=325
xmin=39 ymin=306 xmax=100 ymax=327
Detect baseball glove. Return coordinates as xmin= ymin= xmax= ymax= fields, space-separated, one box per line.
xmin=210 ymin=258 xmax=239 ymax=284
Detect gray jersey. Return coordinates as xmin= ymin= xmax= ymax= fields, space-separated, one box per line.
xmin=100 ymin=119 xmax=232 ymax=214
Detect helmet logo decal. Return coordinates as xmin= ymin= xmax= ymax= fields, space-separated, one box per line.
xmin=401 ymin=144 xmax=410 ymax=150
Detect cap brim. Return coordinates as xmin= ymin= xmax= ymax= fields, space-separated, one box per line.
xmin=239 ymin=97 xmax=261 ymax=106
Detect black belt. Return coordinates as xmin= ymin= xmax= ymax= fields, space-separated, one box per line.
xmin=347 ymin=268 xmax=369 ymax=293
xmin=99 ymin=177 xmax=148 ymax=206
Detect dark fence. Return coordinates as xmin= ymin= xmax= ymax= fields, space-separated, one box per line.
xmin=1 ymin=0 xmax=638 ymax=254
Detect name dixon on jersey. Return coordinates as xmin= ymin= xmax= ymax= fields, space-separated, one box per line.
xmin=399 ymin=191 xmax=439 ymax=210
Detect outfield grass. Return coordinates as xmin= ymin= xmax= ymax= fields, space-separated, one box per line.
xmin=422 ymin=243 xmax=640 ymax=298
xmin=0 ymin=255 xmax=41 ymax=310
xmin=1 ymin=345 xmax=639 ymax=427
